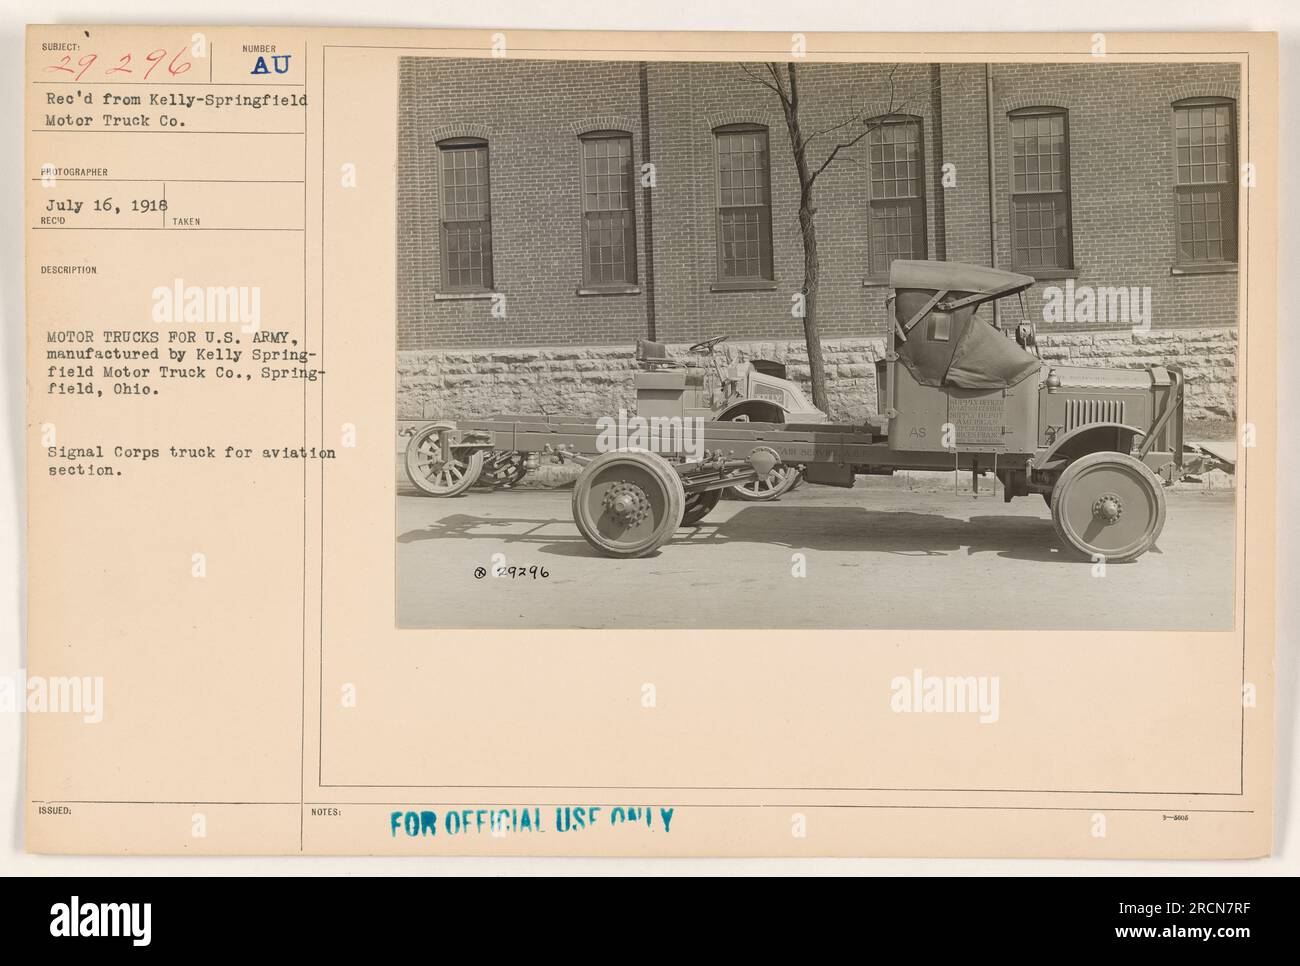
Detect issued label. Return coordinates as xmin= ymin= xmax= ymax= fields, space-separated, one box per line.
xmin=948 ymin=395 xmax=1005 ymax=446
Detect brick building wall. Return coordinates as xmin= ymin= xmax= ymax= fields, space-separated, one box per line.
xmin=396 ymin=58 xmax=1241 ymax=422
xmin=942 ymin=62 xmax=1241 ymax=332
xmin=644 ymin=62 xmax=945 ymax=343
xmin=396 ymin=58 xmax=651 ymax=348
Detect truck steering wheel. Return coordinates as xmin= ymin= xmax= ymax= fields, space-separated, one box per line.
xmin=689 ymin=335 xmax=729 ymax=353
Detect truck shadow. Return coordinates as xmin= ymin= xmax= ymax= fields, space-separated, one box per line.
xmin=398 ymin=504 xmax=1106 ymax=564
xmin=682 ymin=506 xmax=1074 ymax=563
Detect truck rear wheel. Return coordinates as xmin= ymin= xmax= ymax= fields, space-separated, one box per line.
xmin=1050 ymin=452 xmax=1166 ymax=562
xmin=476 ymin=450 xmax=528 ymax=488
xmin=571 ymin=450 xmax=685 ymax=557
xmin=681 ymin=488 xmax=722 ymax=525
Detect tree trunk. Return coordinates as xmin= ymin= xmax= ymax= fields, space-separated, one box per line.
xmin=798 ymin=204 xmax=830 ymax=413
xmin=777 ymin=63 xmax=831 ymax=414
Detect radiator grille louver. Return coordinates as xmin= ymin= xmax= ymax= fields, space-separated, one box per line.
xmin=1065 ymin=398 xmax=1126 ymax=432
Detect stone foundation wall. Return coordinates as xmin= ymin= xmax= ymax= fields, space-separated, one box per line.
xmin=397 ymin=327 xmax=1237 ymax=425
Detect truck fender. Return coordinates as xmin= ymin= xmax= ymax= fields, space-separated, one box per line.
xmin=715 ymin=399 xmax=787 ymax=425
xmin=1032 ymin=421 xmax=1144 ymax=471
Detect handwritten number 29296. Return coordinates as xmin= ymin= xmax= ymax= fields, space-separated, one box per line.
xmin=46 ymin=48 xmax=193 ymax=83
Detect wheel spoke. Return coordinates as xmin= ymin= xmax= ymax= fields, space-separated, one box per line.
xmin=406 ymin=428 xmax=483 ymax=496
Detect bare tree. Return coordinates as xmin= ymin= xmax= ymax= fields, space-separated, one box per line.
xmin=740 ymin=63 xmax=928 ymax=413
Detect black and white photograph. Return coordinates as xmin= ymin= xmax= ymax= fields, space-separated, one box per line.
xmin=395 ymin=56 xmax=1241 ymax=630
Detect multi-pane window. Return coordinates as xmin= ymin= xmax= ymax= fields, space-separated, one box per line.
xmin=438 ymin=138 xmax=493 ymax=291
xmin=1009 ymin=108 xmax=1073 ymax=272
xmin=715 ymin=124 xmax=773 ymax=282
xmin=1174 ymin=98 xmax=1237 ymax=265
xmin=866 ymin=115 xmax=926 ymax=278
xmin=581 ymin=132 xmax=637 ymax=287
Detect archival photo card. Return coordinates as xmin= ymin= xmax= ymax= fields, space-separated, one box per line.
xmin=23 ymin=26 xmax=1276 ymax=858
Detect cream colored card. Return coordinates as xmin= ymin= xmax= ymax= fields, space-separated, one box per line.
xmin=24 ymin=26 xmax=1276 ymax=856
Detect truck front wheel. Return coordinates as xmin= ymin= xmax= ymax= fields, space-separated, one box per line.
xmin=1049 ymin=452 xmax=1166 ymax=562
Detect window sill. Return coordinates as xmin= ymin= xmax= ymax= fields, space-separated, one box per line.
xmin=1018 ymin=267 xmax=1077 ymax=280
xmin=576 ymin=285 xmax=641 ymax=296
xmin=863 ymin=278 xmax=890 ymax=288
xmin=1170 ymin=263 xmax=1238 ymax=276
xmin=710 ymin=280 xmax=777 ymax=292
xmin=434 ymin=291 xmax=496 ymax=301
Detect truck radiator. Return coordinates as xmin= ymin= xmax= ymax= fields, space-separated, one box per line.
xmin=1065 ymin=398 xmax=1126 ymax=432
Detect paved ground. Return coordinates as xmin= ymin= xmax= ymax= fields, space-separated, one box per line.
xmin=396 ymin=474 xmax=1236 ymax=631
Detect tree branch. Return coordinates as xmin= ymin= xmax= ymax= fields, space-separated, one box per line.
xmin=808 ymin=124 xmax=876 ymax=188
xmin=737 ymin=62 xmax=783 ymax=98
xmin=801 ymin=113 xmax=865 ymax=151
xmin=804 ymin=66 xmax=944 ymax=187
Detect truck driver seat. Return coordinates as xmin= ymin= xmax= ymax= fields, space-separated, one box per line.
xmin=635 ymin=339 xmax=675 ymax=369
